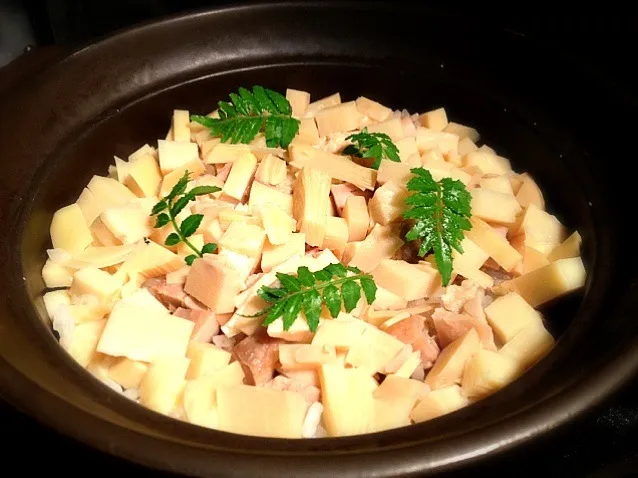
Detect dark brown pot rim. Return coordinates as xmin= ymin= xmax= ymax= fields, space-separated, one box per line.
xmin=1 ymin=3 xmax=638 ymax=477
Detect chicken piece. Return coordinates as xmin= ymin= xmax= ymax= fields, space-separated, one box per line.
xmin=213 ymin=334 xmax=236 ymax=352
xmin=232 ymin=330 xmax=284 ymax=385
xmin=148 ymin=281 xmax=187 ymax=309
xmin=385 ymin=315 xmax=440 ymax=368
xmin=262 ymin=375 xmax=321 ymax=405
xmin=431 ymin=307 xmax=497 ymax=351
xmin=463 ymin=289 xmax=489 ymax=322
xmin=440 ymin=280 xmax=480 ymax=313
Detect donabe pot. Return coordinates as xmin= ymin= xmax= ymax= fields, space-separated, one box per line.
xmin=1 ymin=3 xmax=637 ymax=477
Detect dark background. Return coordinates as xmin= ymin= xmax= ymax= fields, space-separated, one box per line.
xmin=1 ymin=1 xmax=638 ymax=476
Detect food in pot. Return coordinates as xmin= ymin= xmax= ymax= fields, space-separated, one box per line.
xmin=42 ymin=86 xmax=586 ymax=438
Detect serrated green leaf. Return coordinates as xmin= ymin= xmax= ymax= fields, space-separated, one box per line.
xmin=151 ymin=199 xmax=167 ymax=215
xmin=276 ymin=272 xmax=302 ymax=292
xmin=282 ymin=295 xmax=303 ymax=330
xmin=180 ymin=214 xmax=203 ymax=238
xmin=341 ymin=279 xmax=361 ymax=313
xmin=171 ymin=195 xmax=194 ymax=217
xmin=262 ymin=300 xmax=286 ymax=326
xmin=359 ymin=277 xmax=378 ymax=305
xmin=190 ymin=115 xmax=216 ymax=128
xmin=313 ymin=269 xmax=332 ymax=282
xmin=303 ymin=290 xmax=322 ymax=332
xmin=201 ymin=242 xmax=217 ymax=255
xmin=165 ymin=233 xmax=181 ymax=246
xmin=296 ymin=266 xmax=315 ymax=287
xmin=345 ymin=128 xmax=400 ymax=170
xmin=323 ymin=284 xmax=341 ymax=318
xmin=402 ymin=167 xmax=472 ymax=286
xmin=167 ymin=171 xmax=190 ymax=200
xmin=185 ymin=254 xmax=197 ymax=266
xmin=188 ymin=185 xmax=222 ymax=197
xmin=192 ymin=86 xmax=298 ymax=149
xmin=258 ymin=286 xmax=286 ymax=303
xmin=347 ymin=266 xmax=362 ymax=274
xmin=253 ymin=85 xmax=277 ymax=114
xmin=325 ymin=263 xmax=348 ymax=278
xmin=154 ymin=213 xmax=170 ymax=228
xmin=265 ymin=88 xmax=291 ymax=115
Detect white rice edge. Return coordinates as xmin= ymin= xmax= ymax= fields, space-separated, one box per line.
xmin=52 ymin=304 xmax=75 ymax=350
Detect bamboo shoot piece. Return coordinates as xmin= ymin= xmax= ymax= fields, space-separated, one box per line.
xmin=462 ymin=349 xmax=520 ymax=399
xmin=411 ymin=385 xmax=468 ymax=423
xmin=367 ymin=117 xmax=405 ymax=142
xmin=51 ymin=204 xmax=93 ymax=254
xmin=515 ymin=173 xmax=545 ymax=210
xmin=184 ymin=258 xmax=243 ymax=313
xmin=217 ymin=385 xmax=308 ymax=438
xmin=254 ymin=154 xmax=288 ymax=186
xmin=261 ymin=204 xmax=296 ymax=245
xmin=342 ymin=195 xmax=370 ymax=242
xmin=203 ymin=143 xmax=251 ymax=164
xmin=347 ymin=224 xmax=404 ymax=272
xmin=172 ymin=109 xmax=191 ymax=142
xmin=292 ymin=166 xmax=332 ymax=247
xmin=425 ymin=328 xmax=480 ymax=390
xmin=484 ymin=292 xmax=542 ymax=343
xmin=511 ymin=204 xmax=565 ymax=256
xmin=222 ymin=152 xmax=258 ymax=201
xmin=417 ymin=107 xmax=448 ymax=131
xmin=471 ymin=188 xmax=522 ymax=226
xmin=289 ymin=144 xmax=376 ymax=190
xmin=139 ymin=355 xmax=190 ymax=415
xmin=314 ymin=101 xmax=359 ymax=137
xmin=248 ymin=181 xmax=293 ymax=216
xmin=321 ymin=216 xmax=349 ymax=260
xmin=125 ymin=153 xmax=162 ymax=198
xmin=502 ymin=257 xmax=586 ymax=307
xmin=371 ymin=259 xmax=439 ymax=301
xmin=218 ymin=222 xmax=266 ymax=258
xmin=286 ymin=88 xmax=311 ymax=117
xmin=368 ymin=181 xmax=408 ymax=225
xmin=304 ymin=92 xmax=341 ymax=118
xmin=548 ymin=231 xmax=582 ymax=262
xmin=465 ymin=217 xmax=522 ymax=272
xmin=158 ymin=139 xmax=199 ymax=175
xmin=261 ymin=233 xmax=306 ymax=272
xmin=463 ymin=151 xmax=511 ymax=175
xmin=377 ymin=159 xmax=411 ymax=185
xmin=499 ymin=319 xmax=555 ymax=369
xmin=355 ymin=96 xmax=392 ymax=122
xmin=444 ymin=122 xmax=480 ymax=142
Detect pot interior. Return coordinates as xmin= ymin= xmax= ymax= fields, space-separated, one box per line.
xmin=2 ymin=5 xmax=636 ymax=476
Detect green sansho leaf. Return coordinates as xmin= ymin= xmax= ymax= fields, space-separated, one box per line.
xmin=344 ymin=127 xmax=400 ymax=170
xmin=341 ymin=279 xmax=361 ymax=313
xmin=154 ymin=213 xmax=170 ymax=228
xmin=150 ymin=170 xmax=219 ymax=264
xmin=242 ymin=263 xmax=379 ymax=332
xmin=180 ymin=214 xmax=203 ymax=238
xmin=201 ymin=242 xmax=218 ymax=255
xmin=190 ymin=86 xmax=300 ymax=148
xmin=165 ymin=233 xmax=181 ymax=247
xmin=322 ymin=284 xmax=342 ymax=318
xmin=402 ymin=167 xmax=472 ymax=286
xmin=188 ymin=185 xmax=222 ymax=197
